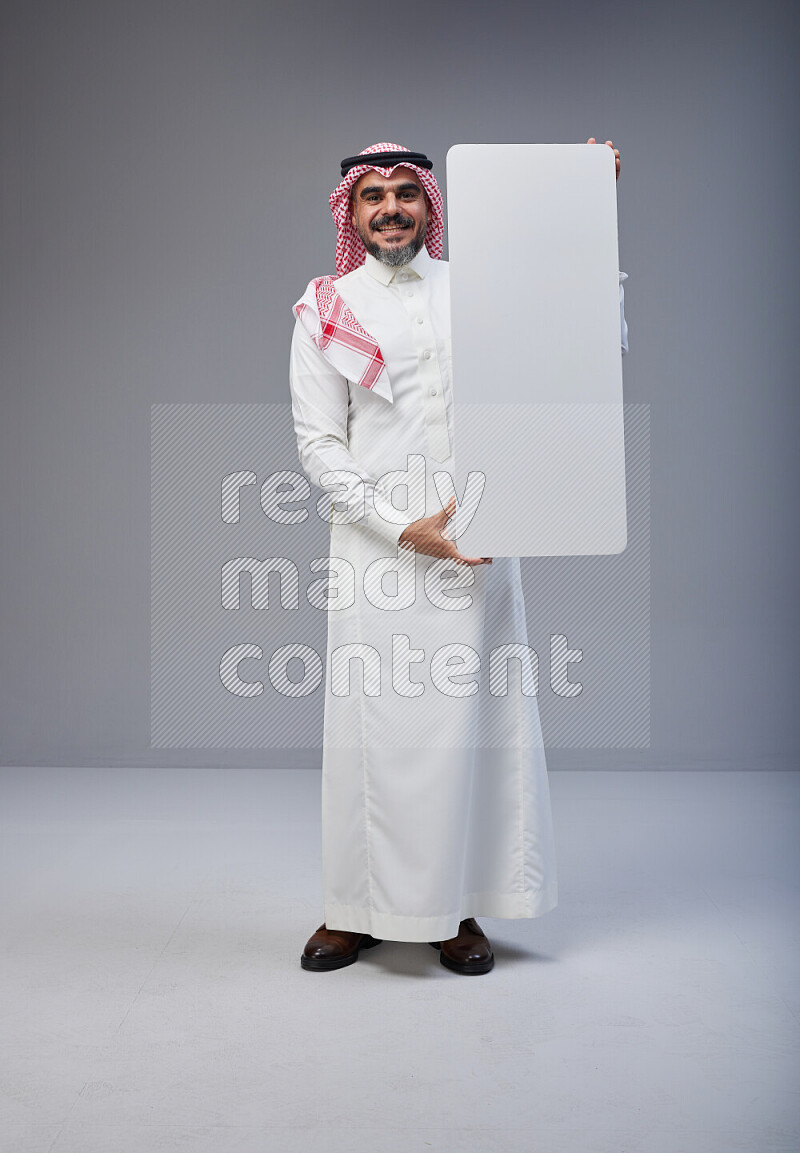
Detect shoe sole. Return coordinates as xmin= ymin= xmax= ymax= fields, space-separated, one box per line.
xmin=428 ymin=940 xmax=495 ymax=975
xmin=300 ymin=935 xmax=382 ymax=971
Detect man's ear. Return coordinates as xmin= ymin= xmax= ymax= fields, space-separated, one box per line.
xmin=350 ymin=194 xmax=357 ymax=228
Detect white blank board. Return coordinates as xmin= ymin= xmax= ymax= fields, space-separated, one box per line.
xmin=446 ymin=144 xmax=627 ymax=557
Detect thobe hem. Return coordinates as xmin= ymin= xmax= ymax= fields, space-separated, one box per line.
xmin=324 ymin=880 xmax=558 ymax=944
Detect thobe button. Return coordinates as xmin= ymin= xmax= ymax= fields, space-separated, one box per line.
xmin=423 ymin=350 xmax=432 ymax=360
xmin=429 ymin=387 xmax=438 ymax=396
xmin=405 ymin=290 xmax=414 ymax=298
xmin=415 ymin=316 xmax=424 ymax=325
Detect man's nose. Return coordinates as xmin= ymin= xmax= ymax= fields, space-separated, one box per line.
xmin=384 ymin=193 xmax=399 ymax=214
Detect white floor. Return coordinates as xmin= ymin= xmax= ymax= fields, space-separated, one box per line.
xmin=0 ymin=767 xmax=797 ymax=1153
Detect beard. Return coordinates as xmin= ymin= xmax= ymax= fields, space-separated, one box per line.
xmin=359 ymin=212 xmax=427 ymax=267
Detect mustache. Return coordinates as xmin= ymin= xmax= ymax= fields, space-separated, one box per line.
xmin=371 ymin=212 xmax=415 ymax=232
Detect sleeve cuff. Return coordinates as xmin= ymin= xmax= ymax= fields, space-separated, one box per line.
xmin=364 ymin=507 xmax=411 ymax=550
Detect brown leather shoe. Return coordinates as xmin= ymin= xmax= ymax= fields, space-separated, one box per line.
xmin=428 ymin=917 xmax=494 ymax=974
xmin=300 ymin=922 xmax=383 ymax=971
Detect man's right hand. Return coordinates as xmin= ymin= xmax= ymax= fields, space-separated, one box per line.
xmin=398 ymin=496 xmax=492 ymax=565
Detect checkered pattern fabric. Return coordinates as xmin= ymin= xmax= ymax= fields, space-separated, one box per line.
xmin=294 ymin=275 xmax=391 ymax=401
xmin=329 ymin=142 xmax=444 ymax=278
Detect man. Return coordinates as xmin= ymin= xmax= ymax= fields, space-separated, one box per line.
xmin=289 ymin=140 xmax=626 ymax=975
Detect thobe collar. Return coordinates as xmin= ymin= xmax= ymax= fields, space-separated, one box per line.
xmin=363 ymin=244 xmax=434 ymax=285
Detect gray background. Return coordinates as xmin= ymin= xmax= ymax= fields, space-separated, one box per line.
xmin=1 ymin=0 xmax=797 ymax=769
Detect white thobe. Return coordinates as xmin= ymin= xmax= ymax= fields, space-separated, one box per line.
xmin=289 ymin=245 xmax=628 ymax=943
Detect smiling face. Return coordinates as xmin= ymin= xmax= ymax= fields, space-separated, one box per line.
xmin=350 ymin=166 xmax=429 ymax=267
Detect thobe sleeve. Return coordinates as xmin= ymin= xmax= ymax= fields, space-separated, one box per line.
xmin=619 ymin=271 xmax=629 ymax=357
xmin=289 ymin=317 xmax=409 ymax=549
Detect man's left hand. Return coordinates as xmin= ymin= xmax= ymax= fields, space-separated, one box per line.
xmin=587 ymin=137 xmax=621 ymax=180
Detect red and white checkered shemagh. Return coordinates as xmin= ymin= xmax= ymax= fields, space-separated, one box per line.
xmin=329 ymin=141 xmax=444 ymax=279
xmin=294 ymin=274 xmax=391 ymax=399
xmin=293 ymin=143 xmax=444 ymax=404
